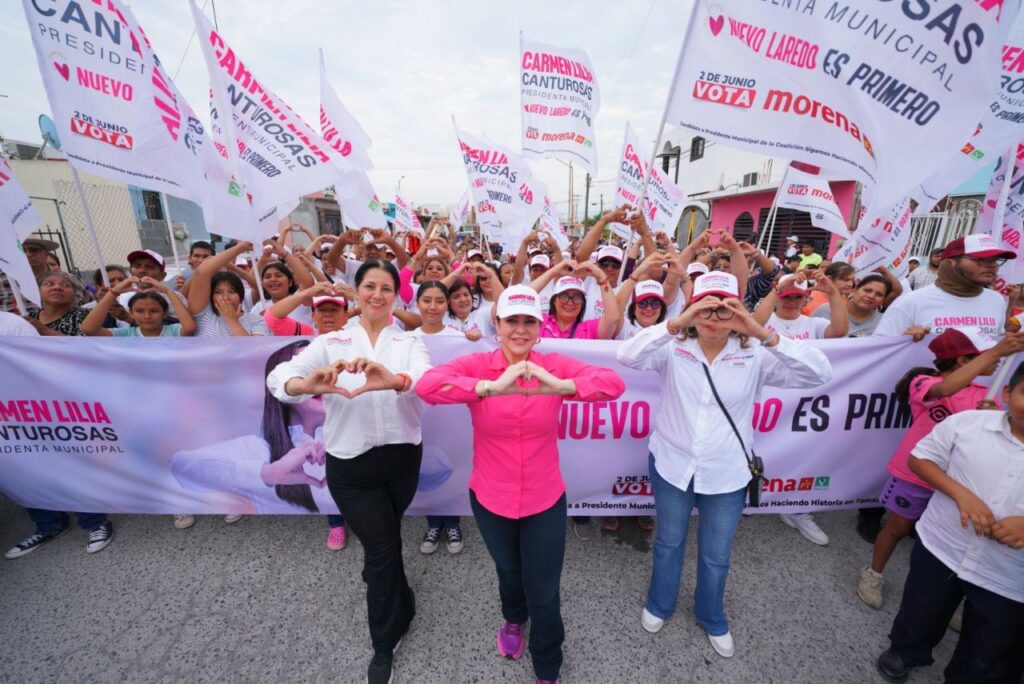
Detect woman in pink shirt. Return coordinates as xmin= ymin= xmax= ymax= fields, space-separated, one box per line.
xmin=416 ymin=285 xmax=625 ymax=684
xmin=530 ymin=260 xmax=621 ymax=340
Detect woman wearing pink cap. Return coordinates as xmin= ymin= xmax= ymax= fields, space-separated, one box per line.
xmin=416 ymin=285 xmax=625 ymax=684
xmin=529 ymin=260 xmax=621 ymax=340
xmin=618 ymin=272 xmax=831 ymax=659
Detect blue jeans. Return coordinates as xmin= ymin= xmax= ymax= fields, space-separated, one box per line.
xmin=471 ymin=490 xmax=566 ymax=681
xmin=426 ymin=515 xmax=460 ymax=529
xmin=28 ymin=509 xmax=108 ymax=536
xmin=645 ymin=453 xmax=745 ymax=636
xmin=326 ymin=514 xmax=345 ymax=529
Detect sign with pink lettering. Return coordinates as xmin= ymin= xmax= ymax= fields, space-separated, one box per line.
xmin=0 ymin=336 xmax=934 ymax=516
xmin=975 ymin=144 xmax=1024 ymax=287
xmin=611 ymin=122 xmax=687 ymax=240
xmin=21 ymin=0 xmax=211 ymax=201
xmin=394 ymin=194 xmax=421 ymax=236
xmin=837 ymin=197 xmax=913 ymax=277
xmin=520 ymin=34 xmax=600 ymax=175
xmin=775 ymin=164 xmax=850 ymax=238
xmin=666 ymin=0 xmax=1021 ymax=215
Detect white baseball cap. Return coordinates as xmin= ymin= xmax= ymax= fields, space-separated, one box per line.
xmin=312 ymin=295 xmax=348 ymax=309
xmin=596 ymin=245 xmax=624 ymax=263
xmin=233 ymin=256 xmax=249 ymax=267
xmin=467 ymin=249 xmax=484 ymax=261
xmin=496 ymin=285 xmax=542 ymax=320
xmin=529 ymin=254 xmax=551 ymax=268
xmin=786 ymin=235 xmax=799 ymax=242
xmin=690 ymin=272 xmax=740 ymax=302
xmin=686 ymin=262 xmax=709 ymax=277
xmin=127 ymin=249 xmax=166 ymax=269
xmin=778 ymin=277 xmax=810 ymax=298
xmin=553 ymin=276 xmax=586 ymax=295
xmin=633 ymin=280 xmax=665 ymax=302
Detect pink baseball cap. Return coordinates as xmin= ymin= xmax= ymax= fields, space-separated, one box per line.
xmin=312 ymin=295 xmax=348 ymax=309
xmin=928 ymin=327 xmax=996 ymax=360
xmin=940 ymin=234 xmax=1016 ymax=260
xmin=690 ymin=272 xmax=739 ymax=302
xmin=777 ymin=278 xmax=810 ymax=298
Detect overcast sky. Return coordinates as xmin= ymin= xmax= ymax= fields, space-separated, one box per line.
xmin=1 ymin=0 xmax=696 ymax=218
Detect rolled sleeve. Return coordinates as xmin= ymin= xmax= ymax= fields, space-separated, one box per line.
xmin=416 ymin=353 xmax=488 ymax=405
xmin=266 ymin=337 xmax=329 ymax=404
xmin=616 ymin=321 xmax=672 ymax=372
xmin=553 ymin=354 xmax=626 ymax=402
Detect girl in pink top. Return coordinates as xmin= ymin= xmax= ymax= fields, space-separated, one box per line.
xmin=858 ymin=328 xmax=1024 ymax=609
xmin=416 ymin=285 xmax=624 ymax=684
xmin=530 ymin=260 xmax=621 ymax=340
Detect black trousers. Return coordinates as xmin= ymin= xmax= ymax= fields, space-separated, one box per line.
xmin=471 ymin=490 xmax=566 ymax=681
xmin=327 ymin=443 xmax=422 ymax=654
xmin=889 ymin=541 xmax=1024 ymax=683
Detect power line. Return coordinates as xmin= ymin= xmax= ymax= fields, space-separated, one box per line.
xmin=172 ymin=0 xmax=210 ymax=81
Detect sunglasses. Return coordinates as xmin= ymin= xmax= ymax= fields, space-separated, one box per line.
xmin=597 ymin=260 xmax=621 ymax=269
xmin=636 ymin=299 xmax=663 ymax=310
xmin=556 ymin=292 xmax=584 ymax=303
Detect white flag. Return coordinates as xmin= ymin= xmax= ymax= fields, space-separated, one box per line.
xmin=450 ymin=190 xmax=473 ymax=232
xmin=454 ymin=120 xmax=541 ymax=251
xmin=975 ymin=145 xmax=1024 ymax=286
xmin=775 ymin=165 xmax=850 ymax=239
xmin=319 ymin=50 xmax=374 ymax=171
xmin=336 ymin=171 xmax=387 ymax=230
xmin=611 ymin=123 xmax=687 ymax=240
xmin=0 ymin=159 xmax=43 ymax=306
xmin=22 ymin=0 xmax=212 ymax=202
xmin=394 ymin=194 xmax=422 ymax=236
xmin=839 ymin=198 xmax=914 ymax=277
xmin=520 ymin=34 xmax=600 ymax=174
xmin=190 ymin=1 xmax=356 ymax=240
xmin=664 ymin=1 xmax=1020 ymax=214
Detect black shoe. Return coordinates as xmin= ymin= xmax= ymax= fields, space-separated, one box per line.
xmin=4 ymin=526 xmax=69 ymax=559
xmin=856 ymin=509 xmax=884 ymax=544
xmin=876 ymin=650 xmax=910 ymax=682
xmin=366 ymin=651 xmax=393 ymax=684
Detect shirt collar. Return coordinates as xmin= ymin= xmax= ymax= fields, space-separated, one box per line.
xmin=488 ymin=347 xmax=540 ymax=370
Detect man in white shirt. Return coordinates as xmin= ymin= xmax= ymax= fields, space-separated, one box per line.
xmin=906 ymin=247 xmax=942 ymax=291
xmin=876 ymin=364 xmax=1024 ymax=683
xmin=875 ymin=235 xmax=1013 ymax=338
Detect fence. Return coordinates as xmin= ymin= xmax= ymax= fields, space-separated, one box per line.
xmin=908 ymin=199 xmax=980 ymax=257
xmin=50 ymin=179 xmax=142 ymax=274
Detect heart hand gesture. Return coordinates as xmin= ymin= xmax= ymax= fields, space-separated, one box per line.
xmin=295 ymin=361 xmax=352 ymax=397
xmin=345 ymin=358 xmax=404 ymax=397
xmin=524 ymin=362 xmax=574 ymax=396
xmin=260 ymin=440 xmax=326 ymax=488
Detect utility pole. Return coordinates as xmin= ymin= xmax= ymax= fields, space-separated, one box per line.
xmin=583 ymin=173 xmax=591 ymax=224
xmin=599 ymin=193 xmax=604 ymax=216
xmin=568 ymin=162 xmax=574 ymax=227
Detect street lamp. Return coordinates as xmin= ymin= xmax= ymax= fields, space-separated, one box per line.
xmin=397 ymin=176 xmax=405 ymax=193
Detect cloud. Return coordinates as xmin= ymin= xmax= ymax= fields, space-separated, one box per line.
xmin=2 ymin=0 xmax=695 ymax=217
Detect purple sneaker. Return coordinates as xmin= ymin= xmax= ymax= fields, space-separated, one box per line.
xmin=497 ymin=621 xmax=525 ymax=659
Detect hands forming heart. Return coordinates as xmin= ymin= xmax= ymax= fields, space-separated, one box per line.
xmin=484 ymin=361 xmax=573 ymax=397
xmin=261 ymin=439 xmax=326 ymax=488
xmin=298 ymin=357 xmax=403 ymax=399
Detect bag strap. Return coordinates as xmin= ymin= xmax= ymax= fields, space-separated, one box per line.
xmin=701 ymin=362 xmax=754 ymax=468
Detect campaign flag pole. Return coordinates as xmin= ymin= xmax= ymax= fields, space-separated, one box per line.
xmin=10 ymin=277 xmax=27 ymax=316
xmin=985 ymin=352 xmax=1019 ymax=402
xmin=628 ymin=0 xmax=700 ymax=255
xmin=984 ymin=146 xmax=1017 ymax=240
xmin=69 ymin=165 xmax=109 ymax=287
xmin=160 ymin=193 xmax=184 ymax=281
xmin=759 ymin=192 xmax=783 ymax=254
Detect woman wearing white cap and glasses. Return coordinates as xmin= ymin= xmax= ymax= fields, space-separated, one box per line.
xmin=618 ymin=271 xmax=832 ymax=659
xmin=530 ymin=260 xmax=622 ymax=340
xmin=416 ymin=285 xmax=625 ymax=684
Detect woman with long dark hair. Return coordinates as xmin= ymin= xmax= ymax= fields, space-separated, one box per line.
xmin=267 ymin=259 xmax=431 ymax=684
xmin=188 ymin=241 xmax=270 ymax=337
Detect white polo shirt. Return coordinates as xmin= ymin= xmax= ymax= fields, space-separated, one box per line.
xmin=617 ymin=323 xmax=833 ymax=494
xmin=911 ymin=410 xmax=1024 ymax=603
xmin=266 ymin=324 xmax=431 ymax=459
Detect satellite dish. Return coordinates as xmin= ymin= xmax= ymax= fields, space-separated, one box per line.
xmin=37 ymin=114 xmax=62 ymax=156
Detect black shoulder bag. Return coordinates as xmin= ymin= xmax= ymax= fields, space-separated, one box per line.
xmin=701 ymin=362 xmax=765 ymax=508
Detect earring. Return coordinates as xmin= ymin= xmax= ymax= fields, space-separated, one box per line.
xmin=495 ymin=335 xmax=502 ymax=343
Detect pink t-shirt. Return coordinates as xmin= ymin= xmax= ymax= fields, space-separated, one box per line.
xmin=540 ymin=312 xmax=600 ymax=339
xmin=264 ymin=310 xmax=314 ymax=336
xmin=415 ymin=349 xmax=625 ymax=518
xmin=887 ymin=375 xmax=990 ymax=488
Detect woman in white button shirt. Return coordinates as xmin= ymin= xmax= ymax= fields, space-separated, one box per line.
xmin=266 ymin=260 xmax=430 ymax=684
xmin=617 ymin=272 xmax=832 ymax=659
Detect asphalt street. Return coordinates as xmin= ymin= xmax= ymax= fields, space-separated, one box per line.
xmin=0 ymin=498 xmax=957 ymax=683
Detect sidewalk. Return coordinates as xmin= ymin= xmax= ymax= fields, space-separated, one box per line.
xmin=0 ymin=498 xmax=955 ymax=683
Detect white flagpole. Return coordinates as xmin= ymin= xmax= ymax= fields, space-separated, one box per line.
xmin=628 ymin=1 xmax=700 ymax=256
xmin=10 ymin=277 xmax=27 ymax=315
xmin=160 ymin=193 xmax=184 ymax=281
xmin=69 ymin=164 xmax=109 ymax=287
xmin=984 ymin=147 xmax=1016 ymax=240
xmin=985 ymin=352 xmax=1019 ymax=402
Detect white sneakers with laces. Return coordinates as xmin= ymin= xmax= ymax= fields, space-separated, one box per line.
xmin=781 ymin=513 xmax=829 ymax=545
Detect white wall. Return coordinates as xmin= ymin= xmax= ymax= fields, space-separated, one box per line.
xmin=666 ymin=134 xmax=787 ymax=196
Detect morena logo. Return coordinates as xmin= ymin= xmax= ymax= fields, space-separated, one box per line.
xmin=761 ymin=475 xmax=830 ymax=493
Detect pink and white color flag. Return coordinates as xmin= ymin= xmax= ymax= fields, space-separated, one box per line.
xmin=0 ymin=159 xmax=44 ymax=306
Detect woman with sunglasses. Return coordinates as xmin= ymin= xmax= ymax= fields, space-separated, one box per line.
xmin=618 ymin=272 xmax=831 ymax=659
xmin=530 ymin=260 xmax=621 ymax=340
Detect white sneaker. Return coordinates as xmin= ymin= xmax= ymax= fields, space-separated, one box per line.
xmin=173 ymin=514 xmax=195 ymax=530
xmin=781 ymin=513 xmax=829 ymax=546
xmin=857 ymin=566 xmax=884 ymax=609
xmin=224 ymin=514 xmax=243 ymax=524
xmin=641 ymin=607 xmax=664 ymax=633
xmin=707 ymin=631 xmax=735 ymax=658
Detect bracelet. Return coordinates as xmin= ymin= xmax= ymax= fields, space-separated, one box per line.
xmin=760 ymin=332 xmax=779 ymax=346
xmin=480 ymin=380 xmax=492 ymax=397
xmin=395 ymin=373 xmax=411 ymax=392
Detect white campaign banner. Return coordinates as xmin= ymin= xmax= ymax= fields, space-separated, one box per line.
xmin=336 ymin=171 xmax=387 ymax=230
xmin=191 ymin=1 xmax=353 ymax=239
xmin=0 ymin=336 xmax=936 ymax=516
xmin=611 ymin=123 xmax=687 ymax=240
xmin=666 ymin=1 xmax=1020 ymax=214
xmin=454 ymin=122 xmax=541 ymax=251
xmin=449 ymin=190 xmax=473 ymax=232
xmin=537 ymin=193 xmax=570 ymax=249
xmin=520 ymin=34 xmax=600 ymax=174
xmin=776 ymin=165 xmax=850 ymax=238
xmin=394 ymin=194 xmax=422 ymax=236
xmin=976 ymin=144 xmax=1024 ymax=287
xmin=914 ymin=13 xmax=1024 ymax=210
xmin=21 ymin=0 xmax=209 ymax=200
xmin=0 ymin=159 xmax=44 ymax=306
xmin=319 ymin=50 xmax=374 ymax=171
xmin=839 ymin=198 xmax=914 ymax=277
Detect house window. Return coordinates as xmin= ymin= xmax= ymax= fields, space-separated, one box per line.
xmin=689 ymin=136 xmax=705 ymax=162
xmin=742 ymin=172 xmax=759 ymax=187
xmin=141 ymin=191 xmax=164 ymax=220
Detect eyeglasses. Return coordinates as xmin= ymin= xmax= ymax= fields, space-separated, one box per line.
xmin=698 ymin=307 xmax=735 ymax=321
xmin=636 ymin=299 xmax=663 ymax=310
xmin=556 ymin=292 xmax=584 ymax=303
xmin=597 ymin=260 xmax=621 ymax=270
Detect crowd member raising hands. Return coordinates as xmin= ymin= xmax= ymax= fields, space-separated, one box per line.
xmin=754 ymin=272 xmax=849 ymax=342
xmin=511 ymin=229 xmax=564 ymax=286
xmin=812 ymin=273 xmax=893 ymax=338
xmin=188 ymin=241 xmax=270 ymax=337
xmin=82 ymin=277 xmax=195 ymax=337
xmin=617 ymin=251 xmax=682 ymax=341
xmin=530 ymin=260 xmax=621 ymax=340
xmin=265 ymin=281 xmax=354 ymax=337
xmin=441 ymin=279 xmax=490 ymax=340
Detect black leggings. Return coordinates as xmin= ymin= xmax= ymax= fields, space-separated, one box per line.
xmin=326 ymin=443 xmax=422 ymax=653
